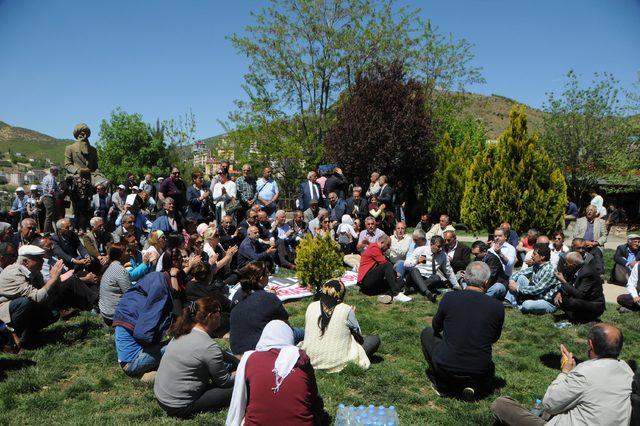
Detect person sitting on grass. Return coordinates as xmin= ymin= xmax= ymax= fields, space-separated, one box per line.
xmin=617 ymin=263 xmax=640 ymax=313
xmin=226 ymin=320 xmax=325 ymax=426
xmin=112 ymin=271 xmax=174 ymax=378
xmin=403 ymin=235 xmax=459 ymax=303
xmin=469 ymin=241 xmax=508 ymax=300
xmin=0 ymin=245 xmax=65 ymax=350
xmin=155 ymin=297 xmax=235 ymax=418
xmin=229 ymin=261 xmax=302 ymax=356
xmin=185 ymin=262 xmax=232 ymax=337
xmin=611 ymin=234 xmax=640 ymax=286
xmin=301 ymin=280 xmax=380 ymax=373
xmin=420 ymin=261 xmax=504 ymax=400
xmin=516 ymin=228 xmax=539 ymax=264
xmin=356 ymin=234 xmax=409 ymax=304
xmin=505 ymin=243 xmax=561 ymax=314
xmin=99 ymin=243 xmax=157 ymax=326
xmin=491 ymin=323 xmax=633 ymax=425
xmin=553 ymin=252 xmax=605 ymax=323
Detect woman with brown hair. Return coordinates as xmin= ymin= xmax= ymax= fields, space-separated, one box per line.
xmin=185 ymin=262 xmax=231 ymax=337
xmin=154 ymin=297 xmax=235 ymax=418
xmin=229 ymin=261 xmax=294 ymax=355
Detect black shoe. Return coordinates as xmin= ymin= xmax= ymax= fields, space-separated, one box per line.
xmin=502 ymin=300 xmax=515 ymax=309
xmin=424 ymin=291 xmax=437 ymax=303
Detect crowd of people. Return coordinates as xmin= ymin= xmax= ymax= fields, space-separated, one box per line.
xmin=0 ymin=124 xmax=639 ymax=424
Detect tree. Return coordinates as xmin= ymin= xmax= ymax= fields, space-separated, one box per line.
xmin=541 ymin=71 xmax=640 ymax=204
xmin=225 ymin=0 xmax=483 ymax=183
xmin=427 ymin=116 xmax=486 ymax=221
xmin=324 ymin=61 xmax=433 ymax=191
xmin=97 ymin=109 xmax=176 ymax=184
xmin=461 ymin=105 xmax=567 ymax=234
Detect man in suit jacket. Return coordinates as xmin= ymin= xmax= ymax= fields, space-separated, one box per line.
xmin=443 ymin=231 xmax=471 ymax=273
xmin=323 ymin=167 xmax=348 ymax=199
xmin=91 ymin=184 xmax=113 ymax=224
xmin=470 ymin=241 xmax=508 ymax=299
xmin=64 ymin=123 xmax=107 ymax=185
xmin=81 ymin=217 xmax=110 ymax=266
xmin=572 ymin=205 xmax=607 ymax=247
xmin=554 ymin=252 xmax=605 ymax=323
xmin=611 ymin=235 xmax=640 ymax=285
xmin=297 ymin=171 xmax=324 ymax=211
xmin=51 ymin=218 xmax=91 ymax=271
xmin=377 ymin=175 xmax=393 ymax=210
xmin=345 ymin=189 xmax=369 ymax=223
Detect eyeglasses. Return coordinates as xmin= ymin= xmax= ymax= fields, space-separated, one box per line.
xmin=322 ymin=219 xmax=330 ymax=223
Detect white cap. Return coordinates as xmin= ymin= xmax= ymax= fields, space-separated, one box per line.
xmin=18 ymin=245 xmax=45 ymax=257
xmin=16 ymin=187 xmax=24 ymax=193
xmin=131 ymin=186 xmax=139 ymax=191
xmin=30 ymin=184 xmax=38 ymax=191
xmin=196 ymin=223 xmax=209 ymax=236
xmin=118 ymin=184 xmax=126 ymax=190
xmin=158 ymin=177 xmax=164 ymax=181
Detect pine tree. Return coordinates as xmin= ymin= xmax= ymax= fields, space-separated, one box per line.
xmin=428 ymin=122 xmax=485 ymax=221
xmin=460 ymin=105 xmax=567 ymax=234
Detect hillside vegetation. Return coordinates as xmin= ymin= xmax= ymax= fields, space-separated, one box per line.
xmin=0 ymin=121 xmax=71 ymax=165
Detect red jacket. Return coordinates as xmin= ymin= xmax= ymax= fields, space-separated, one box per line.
xmin=357 ymin=242 xmax=388 ymax=284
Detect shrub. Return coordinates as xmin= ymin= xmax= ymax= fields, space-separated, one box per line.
xmin=460 ymin=105 xmax=567 ymax=235
xmin=295 ymin=234 xmax=344 ymax=289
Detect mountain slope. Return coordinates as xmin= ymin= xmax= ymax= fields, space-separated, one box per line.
xmin=0 ymin=121 xmax=72 ymax=164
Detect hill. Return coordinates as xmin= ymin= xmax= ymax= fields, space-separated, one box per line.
xmin=0 ymin=121 xmax=72 ymax=165
xmin=456 ymin=93 xmax=546 ymax=138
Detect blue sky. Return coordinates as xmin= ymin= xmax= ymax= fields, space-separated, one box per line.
xmin=1 ymin=0 xmax=638 ymax=141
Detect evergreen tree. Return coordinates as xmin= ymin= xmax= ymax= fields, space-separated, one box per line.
xmin=460 ymin=105 xmax=567 ymax=235
xmin=428 ymin=116 xmax=486 ymax=220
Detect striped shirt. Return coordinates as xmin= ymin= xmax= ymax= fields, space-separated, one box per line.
xmin=512 ymin=261 xmax=560 ymax=303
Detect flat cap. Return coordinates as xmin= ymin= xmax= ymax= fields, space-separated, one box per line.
xmin=18 ymin=245 xmax=45 ymax=257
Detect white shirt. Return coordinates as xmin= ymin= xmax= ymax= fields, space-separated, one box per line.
xmin=488 ymin=242 xmax=517 ymax=277
xmin=389 ymin=234 xmax=411 ymax=263
xmin=626 ymin=263 xmax=639 ymax=299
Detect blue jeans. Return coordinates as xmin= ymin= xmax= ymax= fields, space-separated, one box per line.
xmin=123 ymin=342 xmax=168 ymax=376
xmin=521 ymin=299 xmax=556 ymax=314
xmin=486 ymin=283 xmax=506 ymax=300
xmin=394 ymin=261 xmax=406 ymax=280
xmin=292 ymin=327 xmax=305 ymax=344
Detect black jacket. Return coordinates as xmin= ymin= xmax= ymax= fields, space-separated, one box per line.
xmin=51 ymin=232 xmax=89 ymax=269
xmin=560 ymin=262 xmax=605 ymax=305
xmin=448 ymin=243 xmax=471 ymax=273
xmin=345 ymin=197 xmax=369 ymax=222
xmin=483 ymin=251 xmax=509 ymax=287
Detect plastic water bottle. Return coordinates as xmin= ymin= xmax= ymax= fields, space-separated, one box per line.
xmin=554 ymin=321 xmax=571 ymax=329
xmin=531 ymin=399 xmax=543 ymax=417
xmin=274 ymin=264 xmax=280 ymax=274
xmin=387 ymin=406 xmax=398 ymax=425
xmin=335 ymin=404 xmax=347 ymax=426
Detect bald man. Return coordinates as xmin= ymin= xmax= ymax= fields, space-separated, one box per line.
xmin=492 ymin=323 xmax=633 ymax=425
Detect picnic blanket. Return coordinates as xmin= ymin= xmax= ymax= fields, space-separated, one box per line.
xmin=227 ymin=276 xmax=314 ymax=302
xmin=227 ymin=271 xmax=360 ymax=302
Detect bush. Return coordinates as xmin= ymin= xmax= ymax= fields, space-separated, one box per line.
xmin=295 ymin=234 xmax=344 ymax=289
xmin=460 ymin=105 xmax=567 ymax=234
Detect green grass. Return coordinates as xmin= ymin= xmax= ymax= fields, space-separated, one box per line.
xmin=0 ymin=251 xmax=636 ymax=425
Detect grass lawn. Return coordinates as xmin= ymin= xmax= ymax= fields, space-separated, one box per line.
xmin=1 ymin=250 xmax=637 ymax=425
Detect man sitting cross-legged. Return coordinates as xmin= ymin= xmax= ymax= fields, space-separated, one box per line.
xmin=403 ymin=235 xmax=459 ymax=302
xmin=553 ymin=252 xmax=605 ymax=323
xmin=617 ymin=263 xmax=640 ymax=313
xmin=491 ymin=323 xmax=633 ymax=425
xmin=505 ymin=243 xmax=560 ymax=314
xmin=356 ymin=234 xmax=409 ymax=304
xmin=420 ymin=261 xmax=504 ymax=400
xmin=469 ymin=241 xmax=508 ymax=300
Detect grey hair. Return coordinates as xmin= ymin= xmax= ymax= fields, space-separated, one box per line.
xmin=56 ymin=218 xmax=69 ymax=229
xmin=317 ymin=208 xmax=329 ymax=219
xmin=566 ymin=251 xmax=585 ymax=267
xmin=89 ymin=217 xmax=103 ymax=227
xmin=307 ymin=171 xmax=316 ymax=179
xmin=352 ymin=186 xmax=362 ymax=193
xmin=122 ymin=213 xmax=135 ymax=223
xmin=163 ymin=197 xmax=174 ymax=207
xmin=412 ymin=229 xmax=427 ymax=240
xmin=377 ymin=234 xmax=390 ymax=244
xmin=275 ymin=209 xmax=286 ymax=218
xmin=464 ymin=261 xmax=491 ymax=288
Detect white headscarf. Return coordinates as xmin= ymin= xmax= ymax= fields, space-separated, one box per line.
xmin=337 ymin=214 xmax=357 ymax=238
xmin=226 ymin=320 xmax=301 ymax=426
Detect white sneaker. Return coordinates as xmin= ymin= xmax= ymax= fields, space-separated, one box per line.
xmin=377 ymin=294 xmax=392 ymax=304
xmin=393 ymin=292 xmax=413 ymax=303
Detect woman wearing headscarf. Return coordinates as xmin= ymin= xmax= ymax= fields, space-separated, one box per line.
xmin=226 ymin=320 xmax=324 ymax=426
xmin=155 ymin=297 xmax=235 ymax=418
xmin=336 ymin=214 xmax=358 ymax=254
xmin=301 ymin=280 xmax=380 ymax=373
